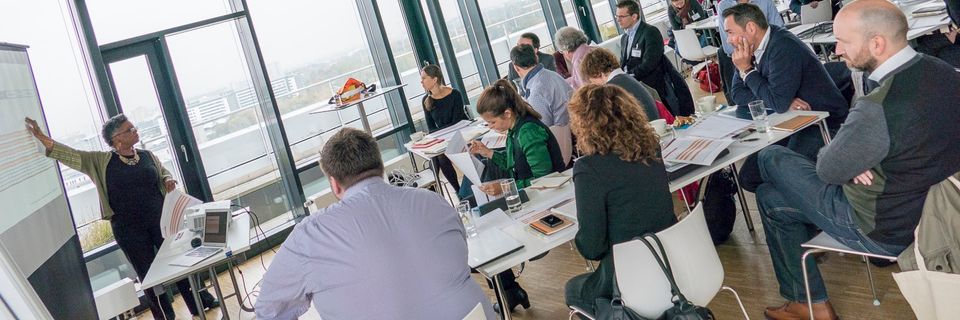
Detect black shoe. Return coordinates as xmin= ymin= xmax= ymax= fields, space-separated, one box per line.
xmin=492 ymin=287 xmax=531 ymax=313
xmin=200 ymin=291 xmax=220 ymax=310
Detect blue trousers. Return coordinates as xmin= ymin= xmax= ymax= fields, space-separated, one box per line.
xmin=755 ymin=146 xmax=904 ymax=302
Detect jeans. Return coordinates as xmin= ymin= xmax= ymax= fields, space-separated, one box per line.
xmin=736 ymin=112 xmax=828 ymax=193
xmin=755 ymin=146 xmax=904 ymax=303
xmin=565 ymin=273 xmax=594 ymax=318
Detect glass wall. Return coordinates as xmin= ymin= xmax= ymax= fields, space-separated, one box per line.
xmin=246 ymin=0 xmax=411 ymax=200
xmin=86 ymin=0 xmax=236 ymax=45
xmin=477 ymin=0 xmax=554 ymax=77
xmin=592 ymin=0 xmax=618 ymax=41
xmin=421 ymin=0 xmax=484 ymax=103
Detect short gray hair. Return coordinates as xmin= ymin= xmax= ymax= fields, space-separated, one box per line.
xmin=555 ymin=27 xmax=589 ymax=52
xmin=858 ymin=5 xmax=907 ymax=43
xmin=319 ymin=128 xmax=384 ymax=188
xmin=101 ymin=114 xmax=129 ymax=146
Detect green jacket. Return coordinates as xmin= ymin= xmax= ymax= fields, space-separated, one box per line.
xmin=47 ymin=142 xmax=171 ymax=220
xmin=490 ymin=122 xmax=555 ymax=189
xmin=898 ymin=172 xmax=960 ymax=274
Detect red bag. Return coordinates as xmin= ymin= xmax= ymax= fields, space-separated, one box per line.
xmin=696 ymin=61 xmax=722 ymax=93
xmin=328 ymin=78 xmax=377 ymax=106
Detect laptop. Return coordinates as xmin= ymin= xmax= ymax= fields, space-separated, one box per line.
xmin=467 ymin=228 xmax=524 ymax=269
xmin=169 ymin=207 xmax=230 ymax=267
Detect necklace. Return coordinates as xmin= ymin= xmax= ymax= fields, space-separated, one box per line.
xmin=114 ymin=150 xmax=140 ymax=166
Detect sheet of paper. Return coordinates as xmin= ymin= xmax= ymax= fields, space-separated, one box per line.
xmin=481 ymin=133 xmax=507 ymax=149
xmin=427 ymin=120 xmax=474 ymax=141
xmin=445 ymin=130 xmax=469 ymax=154
xmin=683 ymin=115 xmax=753 ymax=139
xmin=445 ymin=133 xmax=485 ymax=184
xmin=528 ymin=175 xmax=572 ymax=190
xmin=662 ymin=137 xmax=734 ymax=166
xmin=160 ymin=189 xmax=202 ymax=238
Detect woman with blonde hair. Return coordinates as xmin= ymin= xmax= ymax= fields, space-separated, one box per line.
xmin=564 ymin=84 xmax=676 ymax=315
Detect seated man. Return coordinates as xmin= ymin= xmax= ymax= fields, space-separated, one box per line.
xmin=507 ymin=32 xmax=557 ymax=83
xmin=715 ymin=0 xmax=785 ymax=102
xmin=578 ymin=47 xmax=661 ymax=120
xmin=756 ymin=1 xmax=960 ymax=319
xmin=255 ymin=128 xmax=494 ymax=320
xmin=723 ymin=3 xmax=849 ymax=191
xmin=512 ymin=44 xmax=573 ymax=127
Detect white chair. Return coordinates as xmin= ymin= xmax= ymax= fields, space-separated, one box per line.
xmin=549 ymin=125 xmax=573 ymax=165
xmin=674 ymin=28 xmax=720 ymax=92
xmin=800 ymin=232 xmax=898 ymax=319
xmin=462 ymin=302 xmax=487 ymax=320
xmin=800 ymin=2 xmax=832 ymax=25
xmin=674 ymin=28 xmax=719 ymax=63
xmin=568 ymin=204 xmax=749 ymax=319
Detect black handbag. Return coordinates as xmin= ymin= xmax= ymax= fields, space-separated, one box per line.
xmin=636 ymin=234 xmax=716 ymax=320
xmin=594 ymin=274 xmax=647 ymax=320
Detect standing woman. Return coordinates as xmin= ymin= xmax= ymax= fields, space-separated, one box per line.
xmin=562 ymin=84 xmax=676 ymax=315
xmin=421 ymin=65 xmax=469 ymax=193
xmin=466 ymin=79 xmax=566 ymax=312
xmin=25 ymin=115 xmax=217 ymax=319
xmin=667 ymin=0 xmax=710 ymax=49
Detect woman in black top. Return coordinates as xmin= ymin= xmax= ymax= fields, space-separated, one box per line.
xmin=667 ymin=0 xmax=710 ymax=50
xmin=421 ymin=65 xmax=469 ymax=192
xmin=564 ymin=84 xmax=676 ymax=315
xmin=26 ymin=115 xmax=217 ymax=319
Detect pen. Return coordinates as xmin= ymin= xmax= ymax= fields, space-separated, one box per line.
xmin=740 ymin=138 xmax=760 ymax=142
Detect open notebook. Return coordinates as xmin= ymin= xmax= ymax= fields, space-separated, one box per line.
xmin=466 ymin=228 xmax=524 ymax=268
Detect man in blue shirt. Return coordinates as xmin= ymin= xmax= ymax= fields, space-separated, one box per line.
xmin=512 ymin=44 xmax=573 ymax=126
xmin=255 ymin=128 xmax=493 ymax=320
xmin=716 ymin=0 xmax=784 ymax=102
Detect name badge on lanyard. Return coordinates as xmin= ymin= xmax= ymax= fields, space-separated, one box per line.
xmin=692 ymin=12 xmax=701 ymax=20
xmin=631 ymin=44 xmax=642 ymax=58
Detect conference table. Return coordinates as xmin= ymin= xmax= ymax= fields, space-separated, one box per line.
xmin=142 ymin=212 xmax=251 ymax=320
xmin=788 ymin=0 xmax=952 ymax=52
xmin=471 ymin=108 xmax=829 ymax=319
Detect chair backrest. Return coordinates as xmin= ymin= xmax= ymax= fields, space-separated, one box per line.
xmin=612 ymin=204 xmax=725 ymax=319
xmin=801 ymin=3 xmax=832 ymax=24
xmin=461 ymin=302 xmax=486 ymax=320
xmin=597 ymin=37 xmax=622 ymax=59
xmin=465 ymin=103 xmax=480 ymax=120
xmin=549 ymin=125 xmax=573 ymax=165
xmin=674 ymin=28 xmax=706 ymax=61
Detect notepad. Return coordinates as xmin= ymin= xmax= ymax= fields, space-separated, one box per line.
xmin=522 ymin=209 xmax=575 ymax=236
xmin=528 ymin=174 xmax=572 ymax=190
xmin=466 ymin=227 xmax=524 ymax=268
xmin=773 ymin=115 xmax=819 ymax=132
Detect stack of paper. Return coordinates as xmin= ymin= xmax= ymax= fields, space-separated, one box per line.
xmin=481 ymin=133 xmax=507 ymax=149
xmin=662 ymin=137 xmax=734 ymax=166
xmin=528 ymin=174 xmax=572 ymax=190
xmin=683 ymin=115 xmax=753 ymax=139
xmin=427 ymin=120 xmax=474 ymax=141
xmin=160 ymin=190 xmax=202 ymax=238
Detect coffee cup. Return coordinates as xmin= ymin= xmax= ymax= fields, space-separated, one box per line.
xmin=650 ymin=119 xmax=668 ymax=136
xmin=697 ymin=96 xmax=717 ymax=114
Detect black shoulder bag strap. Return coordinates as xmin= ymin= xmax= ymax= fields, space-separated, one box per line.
xmin=635 ymin=234 xmax=715 ymax=320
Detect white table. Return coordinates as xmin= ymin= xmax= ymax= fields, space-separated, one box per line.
xmin=308 ymin=84 xmax=407 ymax=134
xmin=142 ymin=212 xmax=251 ymax=320
xmin=788 ymin=0 xmax=951 ymax=47
xmin=470 ymin=174 xmax=577 ymax=319
xmin=403 ymin=120 xmax=503 ymax=201
xmin=686 ymin=17 xmax=722 ymax=47
xmin=667 ymin=109 xmax=830 ymax=232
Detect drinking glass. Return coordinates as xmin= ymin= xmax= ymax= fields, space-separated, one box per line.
xmin=500 ymin=178 xmax=522 ymax=213
xmin=457 ymin=200 xmax=478 ymax=238
xmin=748 ymin=100 xmax=770 ymax=133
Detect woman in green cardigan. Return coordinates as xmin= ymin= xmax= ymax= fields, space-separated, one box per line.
xmin=25 ymin=115 xmax=217 ymax=319
xmin=466 ymin=79 xmax=566 ymax=313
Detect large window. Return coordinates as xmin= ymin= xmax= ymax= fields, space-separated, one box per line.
xmin=247 ymin=0 xmax=409 ymax=198
xmin=379 ymin=0 xmax=427 ymax=128
xmin=477 ymin=0 xmax=554 ymax=77
xmin=422 ymin=0 xmax=485 ymax=102
xmin=85 ymin=0 xmax=236 ymax=45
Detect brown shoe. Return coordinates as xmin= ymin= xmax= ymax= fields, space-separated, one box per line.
xmin=764 ymin=301 xmax=838 ymax=320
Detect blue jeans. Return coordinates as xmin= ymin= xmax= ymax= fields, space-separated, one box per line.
xmin=756 ymin=145 xmax=904 ymax=303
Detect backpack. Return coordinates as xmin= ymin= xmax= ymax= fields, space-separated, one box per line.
xmin=695 ymin=62 xmax=721 ymax=93
xmin=703 ymin=168 xmax=737 ymax=245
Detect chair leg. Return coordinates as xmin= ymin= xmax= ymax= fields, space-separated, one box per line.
xmin=721 ymin=286 xmax=751 ymax=320
xmin=802 ymin=248 xmax=826 ymax=320
xmin=568 ymin=306 xmax=596 ymax=320
xmin=863 ymin=256 xmax=881 ymax=306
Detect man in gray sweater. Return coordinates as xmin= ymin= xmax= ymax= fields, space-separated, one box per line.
xmin=755 ymin=1 xmax=960 ymax=319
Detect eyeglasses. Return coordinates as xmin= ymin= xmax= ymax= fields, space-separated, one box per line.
xmin=112 ymin=126 xmax=137 ymax=138
xmin=615 ymin=14 xmax=634 ymax=19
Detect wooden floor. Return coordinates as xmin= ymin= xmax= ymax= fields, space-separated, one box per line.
xmin=137 ymin=76 xmax=917 ymax=320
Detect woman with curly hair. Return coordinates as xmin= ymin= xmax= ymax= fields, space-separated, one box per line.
xmin=564 ymin=84 xmax=676 ymax=315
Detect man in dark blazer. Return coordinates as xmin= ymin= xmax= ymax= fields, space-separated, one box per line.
xmin=617 ymin=0 xmax=695 ymax=116
xmin=722 ymin=3 xmax=849 ymax=191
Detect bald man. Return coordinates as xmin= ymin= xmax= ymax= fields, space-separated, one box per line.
xmin=755 ymin=1 xmax=960 ymax=319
